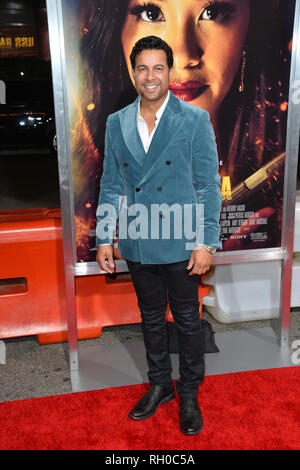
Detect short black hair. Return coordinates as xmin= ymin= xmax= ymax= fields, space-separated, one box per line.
xmin=130 ymin=36 xmax=174 ymax=69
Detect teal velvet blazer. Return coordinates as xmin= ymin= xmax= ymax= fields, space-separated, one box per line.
xmin=96 ymin=92 xmax=222 ymax=264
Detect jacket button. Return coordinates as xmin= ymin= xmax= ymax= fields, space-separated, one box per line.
xmin=136 ymin=187 xmax=141 ymax=192
xmin=166 ymin=160 xmax=171 ymax=165
xmin=124 ymin=162 xmax=128 ymax=167
xmin=157 ymin=186 xmax=162 ymax=191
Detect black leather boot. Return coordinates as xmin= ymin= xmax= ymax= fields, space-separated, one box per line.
xmin=179 ymin=397 xmax=203 ymax=435
xmin=129 ymin=384 xmax=175 ymax=420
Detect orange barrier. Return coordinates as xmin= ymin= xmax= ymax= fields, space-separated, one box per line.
xmin=0 ymin=208 xmax=210 ymax=344
xmin=0 ymin=208 xmax=66 ymax=342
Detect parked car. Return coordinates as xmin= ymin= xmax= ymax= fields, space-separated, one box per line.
xmin=0 ymin=56 xmax=57 ymax=153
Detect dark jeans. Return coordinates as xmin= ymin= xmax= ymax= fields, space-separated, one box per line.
xmin=126 ymin=259 xmax=205 ymax=398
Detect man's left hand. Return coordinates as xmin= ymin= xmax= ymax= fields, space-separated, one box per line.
xmin=186 ymin=247 xmax=213 ymax=276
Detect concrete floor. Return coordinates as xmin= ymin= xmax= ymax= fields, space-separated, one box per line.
xmin=0 ymin=149 xmax=299 ymax=403
xmin=1 ymin=310 xmax=299 ymax=403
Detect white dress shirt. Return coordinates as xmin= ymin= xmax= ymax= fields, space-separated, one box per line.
xmin=137 ymin=91 xmax=170 ymax=153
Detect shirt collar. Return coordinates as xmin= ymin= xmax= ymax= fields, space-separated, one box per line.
xmin=137 ymin=91 xmax=170 ymax=123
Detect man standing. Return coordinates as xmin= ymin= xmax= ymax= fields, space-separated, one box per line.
xmin=96 ymin=36 xmax=222 ymax=436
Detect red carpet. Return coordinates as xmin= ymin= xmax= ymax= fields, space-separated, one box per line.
xmin=0 ymin=367 xmax=299 ymax=450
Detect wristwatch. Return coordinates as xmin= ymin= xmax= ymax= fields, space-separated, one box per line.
xmin=197 ymin=244 xmax=217 ymax=254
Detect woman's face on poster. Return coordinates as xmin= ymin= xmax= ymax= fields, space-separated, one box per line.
xmin=121 ymin=0 xmax=250 ymax=121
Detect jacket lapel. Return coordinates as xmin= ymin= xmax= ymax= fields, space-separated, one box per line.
xmin=118 ymin=92 xmax=185 ymax=179
xmin=138 ymin=92 xmax=185 ymax=184
xmin=119 ymin=97 xmax=146 ymax=167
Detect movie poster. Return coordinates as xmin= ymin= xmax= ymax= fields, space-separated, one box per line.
xmin=59 ymin=0 xmax=296 ymax=263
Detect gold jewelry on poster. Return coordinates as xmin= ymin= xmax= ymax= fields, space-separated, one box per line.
xmin=239 ymin=50 xmax=246 ymax=93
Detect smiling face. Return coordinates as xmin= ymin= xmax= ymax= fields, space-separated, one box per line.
xmin=132 ymin=48 xmax=175 ymax=105
xmin=121 ymin=0 xmax=250 ymax=121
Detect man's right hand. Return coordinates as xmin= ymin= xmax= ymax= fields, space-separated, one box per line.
xmin=96 ymin=245 xmax=115 ymax=274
